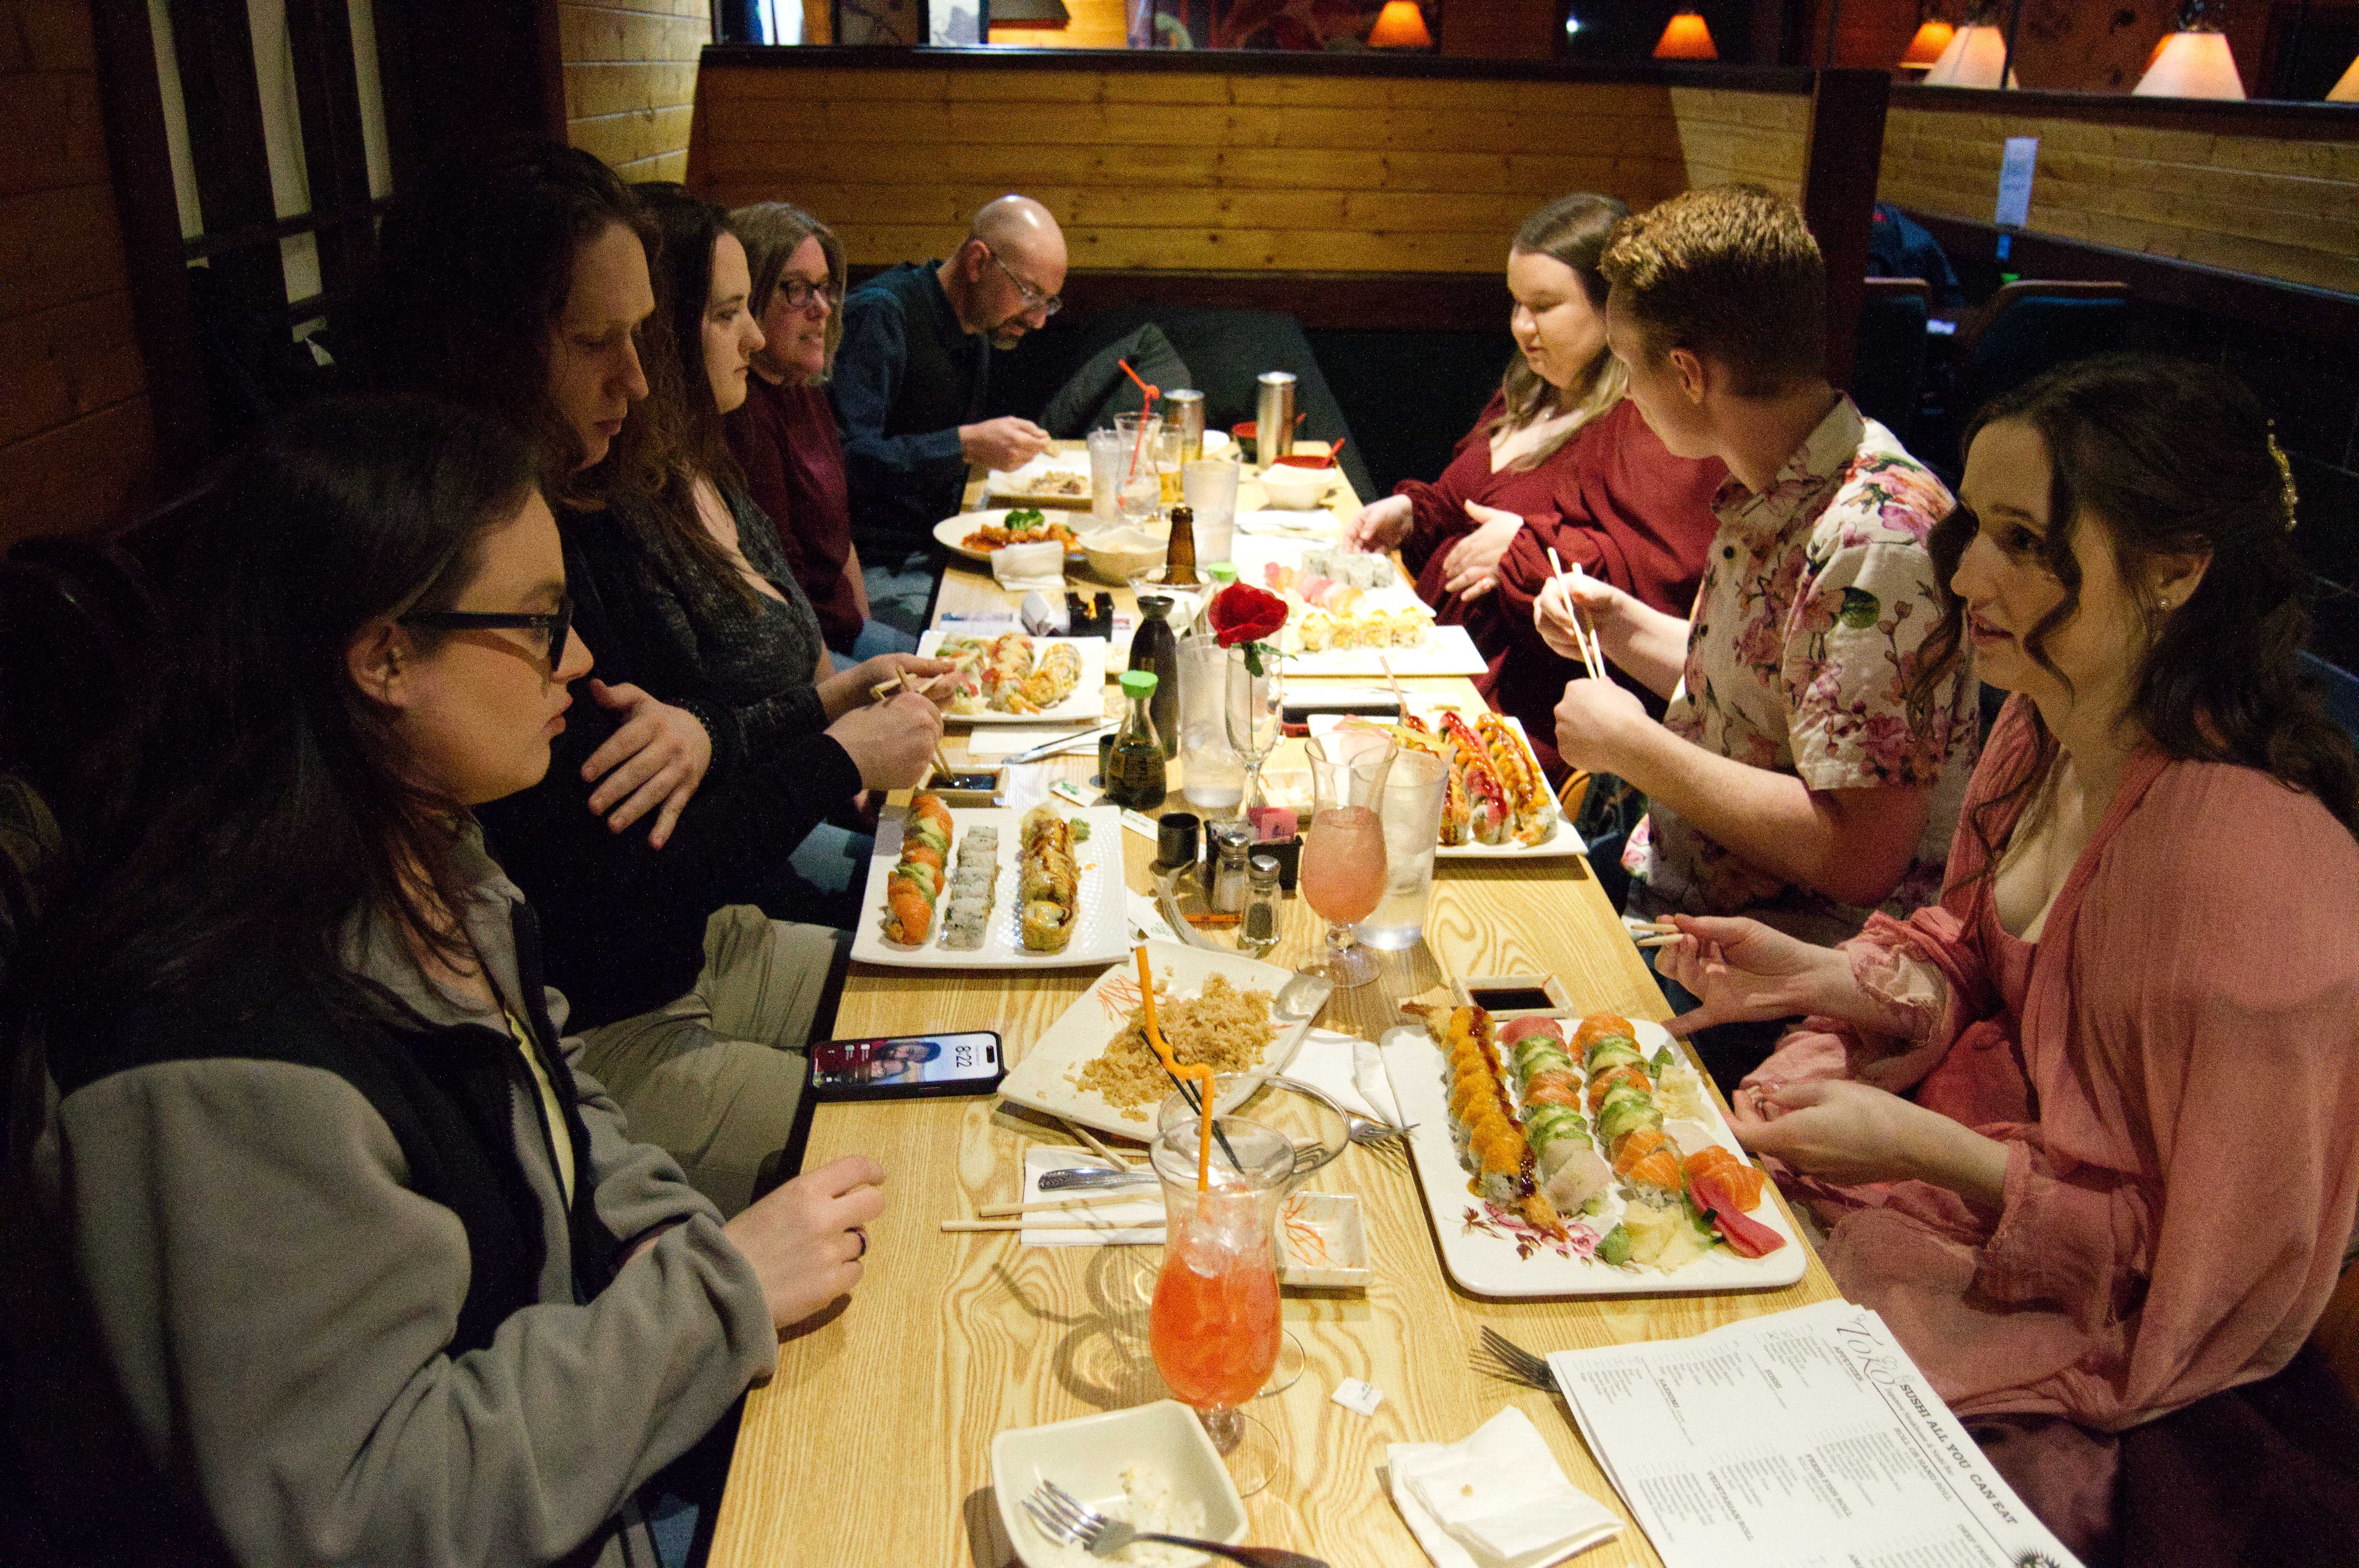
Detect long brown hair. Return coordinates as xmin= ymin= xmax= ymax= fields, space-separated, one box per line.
xmin=627 ymin=183 xmax=762 ymax=611
xmin=1922 ymin=354 xmax=2358 ymax=884
xmin=354 ymin=144 xmax=679 ymax=513
xmin=1496 ymin=193 xmax=1628 ymax=471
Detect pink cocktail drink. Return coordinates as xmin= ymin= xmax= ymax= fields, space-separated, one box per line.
xmin=1149 ymin=1194 xmax=1282 ymax=1411
xmin=1301 ymin=805 xmax=1386 ymax=925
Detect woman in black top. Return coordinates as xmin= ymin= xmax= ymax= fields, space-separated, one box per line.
xmin=624 ymin=183 xmax=952 ymax=777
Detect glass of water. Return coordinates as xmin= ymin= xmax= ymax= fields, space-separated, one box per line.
xmin=1355 ymin=746 xmax=1447 ymax=950
xmin=1182 ymin=457 xmax=1241 ymax=563
xmin=1086 ymin=428 xmax=1130 ymax=525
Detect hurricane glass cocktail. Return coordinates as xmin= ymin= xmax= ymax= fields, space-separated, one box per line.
xmin=1158 ymin=1077 xmax=1347 ymax=1402
xmin=1147 ymin=1115 xmax=1290 ymax=1495
xmin=1299 ymin=731 xmax=1395 ymax=988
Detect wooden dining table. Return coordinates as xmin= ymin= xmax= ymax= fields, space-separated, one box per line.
xmin=707 ymin=446 xmax=1840 ymax=1568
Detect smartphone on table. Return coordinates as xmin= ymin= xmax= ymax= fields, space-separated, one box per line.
xmin=809 ymin=1031 xmax=1004 ymax=1101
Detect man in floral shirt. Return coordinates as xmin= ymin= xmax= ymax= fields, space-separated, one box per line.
xmin=1535 ymin=186 xmax=1979 ymax=1084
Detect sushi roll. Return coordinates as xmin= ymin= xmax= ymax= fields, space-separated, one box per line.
xmin=1020 ymin=899 xmax=1071 ymax=952
xmin=1298 ymin=610 xmax=1333 ymax=652
xmin=1429 ymin=1005 xmax=1563 ymax=1237
xmin=880 ymin=867 xmax=938 ymax=945
xmin=940 ymin=895 xmax=990 ymax=950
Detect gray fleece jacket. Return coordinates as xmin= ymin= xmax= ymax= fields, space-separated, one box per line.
xmin=0 ymin=831 xmax=776 ymax=1566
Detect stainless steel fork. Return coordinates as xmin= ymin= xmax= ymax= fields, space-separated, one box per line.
xmin=1023 ymin=1478 xmax=1328 ymax=1567
xmin=1474 ymin=1325 xmax=1557 ymax=1391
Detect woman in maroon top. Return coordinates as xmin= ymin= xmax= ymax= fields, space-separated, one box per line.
xmin=1343 ymin=193 xmax=1633 ymax=622
xmin=724 ymin=203 xmax=918 ymax=664
xmin=1487 ymin=402 xmax=1724 ymax=776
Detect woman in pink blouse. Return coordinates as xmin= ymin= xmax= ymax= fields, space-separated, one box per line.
xmin=1653 ymin=356 xmax=2359 ymax=1558
xmin=1342 ymin=193 xmax=1633 ymax=621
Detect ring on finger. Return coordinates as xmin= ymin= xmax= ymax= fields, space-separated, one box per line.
xmin=851 ymin=1225 xmax=868 ymax=1259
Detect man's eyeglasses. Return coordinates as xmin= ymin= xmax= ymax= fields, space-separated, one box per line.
xmin=400 ymin=593 xmax=574 ymax=675
xmin=774 ymin=277 xmax=841 ymax=313
xmin=984 ymin=245 xmax=1062 ymax=318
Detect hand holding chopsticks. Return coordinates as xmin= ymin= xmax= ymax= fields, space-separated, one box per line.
xmin=1543 ymin=547 xmax=1610 ymax=685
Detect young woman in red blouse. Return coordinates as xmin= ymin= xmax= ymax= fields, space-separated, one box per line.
xmin=1343 ymin=193 xmax=1723 ymax=777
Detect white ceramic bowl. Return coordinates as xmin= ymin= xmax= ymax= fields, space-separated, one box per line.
xmin=1082 ymin=527 xmax=1170 ymax=586
xmin=1258 ymin=462 xmax=1334 ymax=510
xmin=991 ymin=1400 xmax=1248 ymax=1567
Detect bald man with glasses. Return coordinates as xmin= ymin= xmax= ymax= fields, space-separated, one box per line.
xmin=830 ymin=195 xmax=1068 ymax=623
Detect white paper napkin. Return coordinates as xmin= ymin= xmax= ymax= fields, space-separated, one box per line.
xmin=1282 ymin=1030 xmax=1381 ymax=1121
xmin=1352 ymin=1038 xmax=1403 ymax=1126
xmin=1387 ymin=1409 xmax=1621 ymax=1568
xmin=993 ymin=541 xmax=1067 ymax=595
xmin=1018 ymin=1145 xmax=1163 ymax=1248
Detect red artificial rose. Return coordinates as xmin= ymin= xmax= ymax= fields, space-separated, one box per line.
xmin=1208 ymin=583 xmax=1287 ymax=648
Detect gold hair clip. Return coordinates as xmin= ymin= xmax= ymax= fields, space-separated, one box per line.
xmin=2267 ymin=426 xmax=2299 ymax=532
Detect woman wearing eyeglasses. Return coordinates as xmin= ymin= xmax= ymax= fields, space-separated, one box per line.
xmin=725 ymin=202 xmax=919 ymax=668
xmin=6 ymin=397 xmax=885 ymax=1567
xmin=357 ymin=148 xmax=940 ymax=1212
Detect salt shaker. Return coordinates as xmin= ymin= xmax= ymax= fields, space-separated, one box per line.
xmin=1208 ymin=822 xmax=1253 ymax=914
xmin=1240 ymin=854 xmax=1282 ymax=957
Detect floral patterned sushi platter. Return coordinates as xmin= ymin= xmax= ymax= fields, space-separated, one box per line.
xmin=1378 ymin=1018 xmax=1809 ymax=1297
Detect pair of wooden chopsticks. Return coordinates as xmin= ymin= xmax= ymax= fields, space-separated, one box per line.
xmin=939 ymin=1117 xmax=1156 ymax=1233
xmin=1630 ymin=918 xmax=1685 ymax=950
xmin=1544 ymin=547 xmax=1609 ymax=685
xmin=868 ymin=669 xmax=956 ymax=779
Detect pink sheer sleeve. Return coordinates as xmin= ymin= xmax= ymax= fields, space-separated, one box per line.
xmin=1743 ymin=906 xmax=1993 ymax=1094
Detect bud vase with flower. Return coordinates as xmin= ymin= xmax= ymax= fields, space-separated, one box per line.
xmin=1208 ymin=582 xmax=1287 ymax=813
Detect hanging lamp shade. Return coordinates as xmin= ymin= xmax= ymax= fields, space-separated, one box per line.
xmin=1922 ymin=24 xmax=2017 ymax=88
xmin=2329 ymin=51 xmax=2359 ymax=102
xmin=1366 ymin=1 xmax=1433 ymax=48
xmin=1898 ymin=21 xmax=1956 ymax=70
xmin=1653 ymin=11 xmax=1719 ymax=61
xmin=2134 ymin=30 xmax=2247 ymax=98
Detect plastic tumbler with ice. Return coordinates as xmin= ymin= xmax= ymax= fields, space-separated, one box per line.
xmin=1357 ymin=746 xmax=1447 ymax=950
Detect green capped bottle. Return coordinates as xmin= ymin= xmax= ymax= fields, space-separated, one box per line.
xmin=1106 ymin=668 xmax=1167 ymax=810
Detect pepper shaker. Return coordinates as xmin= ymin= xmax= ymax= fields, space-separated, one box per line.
xmin=1239 ymin=854 xmax=1283 ymax=957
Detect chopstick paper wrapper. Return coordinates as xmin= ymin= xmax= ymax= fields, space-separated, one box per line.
xmin=1017 ymin=1145 xmax=1163 ymax=1247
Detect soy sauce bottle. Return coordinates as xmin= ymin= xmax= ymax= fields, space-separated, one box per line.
xmin=1128 ymin=594 xmax=1180 ymax=759
xmin=1105 ymin=669 xmax=1167 ymax=810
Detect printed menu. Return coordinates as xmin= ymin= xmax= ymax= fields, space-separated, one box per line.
xmin=1547 ymin=1299 xmax=2083 ymax=1568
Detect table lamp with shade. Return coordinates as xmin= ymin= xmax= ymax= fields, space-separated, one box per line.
xmin=1921 ymin=11 xmax=2017 ymax=88
xmin=2134 ymin=4 xmax=2247 ymax=99
xmin=1653 ymin=9 xmax=1718 ymax=61
xmin=1366 ymin=1 xmax=1432 ymax=49
xmin=1898 ymin=18 xmax=1957 ymax=73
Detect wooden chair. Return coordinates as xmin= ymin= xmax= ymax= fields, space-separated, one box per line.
xmin=1556 ymin=767 xmax=1593 ymax=823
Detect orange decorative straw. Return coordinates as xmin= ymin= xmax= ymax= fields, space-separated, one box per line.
xmin=1135 ymin=945 xmax=1212 ymax=1192
xmin=1118 ymin=359 xmax=1162 ymax=486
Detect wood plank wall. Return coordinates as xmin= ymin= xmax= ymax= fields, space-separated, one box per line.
xmin=687 ymin=62 xmax=1809 ymax=273
xmin=1878 ymin=93 xmax=2359 ymax=297
xmin=0 ymin=0 xmax=153 ymax=546
xmin=558 ymin=0 xmax=712 ymax=182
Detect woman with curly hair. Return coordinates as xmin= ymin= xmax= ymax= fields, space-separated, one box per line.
xmin=1653 ymin=355 xmax=2359 ymax=1557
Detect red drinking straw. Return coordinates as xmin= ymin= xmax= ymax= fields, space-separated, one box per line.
xmin=1118 ymin=358 xmax=1161 ymax=486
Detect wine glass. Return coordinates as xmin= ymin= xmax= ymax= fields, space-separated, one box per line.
xmin=1222 ymin=646 xmax=1284 ymax=814
xmin=1299 ymin=731 xmax=1395 ymax=989
xmin=1147 ymin=1114 xmax=1292 ymax=1496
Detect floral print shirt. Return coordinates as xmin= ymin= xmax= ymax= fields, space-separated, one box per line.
xmin=1624 ymin=397 xmax=1978 ymax=944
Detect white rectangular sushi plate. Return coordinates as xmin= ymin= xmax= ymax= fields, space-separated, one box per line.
xmin=1428 ymin=715 xmax=1588 ymax=861
xmin=1378 ymin=1021 xmax=1807 ymax=1297
xmin=1281 ymin=621 xmax=1486 ymax=678
xmin=917 ymin=633 xmax=1108 ymax=726
xmin=998 ymin=940 xmax=1313 ymax=1140
xmin=982 ymin=453 xmax=1094 ymax=507
xmin=850 ymin=805 xmax=1128 ymax=971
